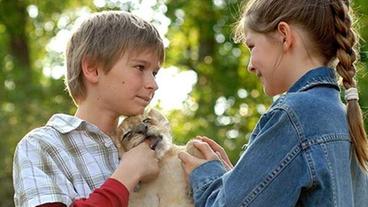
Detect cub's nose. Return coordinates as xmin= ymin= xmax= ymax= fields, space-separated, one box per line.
xmin=135 ymin=123 xmax=148 ymax=134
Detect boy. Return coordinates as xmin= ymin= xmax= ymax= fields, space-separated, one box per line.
xmin=13 ymin=11 xmax=164 ymax=207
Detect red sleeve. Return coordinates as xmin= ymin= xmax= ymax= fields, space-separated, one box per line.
xmin=37 ymin=178 xmax=129 ymax=207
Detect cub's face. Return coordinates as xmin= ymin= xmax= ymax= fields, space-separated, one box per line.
xmin=116 ymin=109 xmax=172 ymax=158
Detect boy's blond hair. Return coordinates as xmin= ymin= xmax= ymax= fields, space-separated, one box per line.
xmin=65 ymin=11 xmax=165 ymax=104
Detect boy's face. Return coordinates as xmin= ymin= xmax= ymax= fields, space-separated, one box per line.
xmin=95 ymin=49 xmax=160 ymax=116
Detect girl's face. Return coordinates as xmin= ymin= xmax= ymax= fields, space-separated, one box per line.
xmin=245 ymin=30 xmax=289 ymax=96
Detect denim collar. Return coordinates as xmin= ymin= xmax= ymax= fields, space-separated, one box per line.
xmin=288 ymin=67 xmax=340 ymax=93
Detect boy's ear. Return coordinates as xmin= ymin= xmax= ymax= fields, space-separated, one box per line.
xmin=81 ymin=56 xmax=99 ymax=83
xmin=277 ymin=21 xmax=293 ymax=51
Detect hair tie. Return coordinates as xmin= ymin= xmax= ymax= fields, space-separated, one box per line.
xmin=345 ymin=87 xmax=359 ymax=101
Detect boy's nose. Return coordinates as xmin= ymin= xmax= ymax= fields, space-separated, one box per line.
xmin=146 ymin=77 xmax=159 ymax=91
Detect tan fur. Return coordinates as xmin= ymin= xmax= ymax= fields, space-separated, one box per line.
xmin=113 ymin=109 xmax=203 ymax=207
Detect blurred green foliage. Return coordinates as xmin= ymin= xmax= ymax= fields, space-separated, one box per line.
xmin=1 ymin=0 xmax=367 ymax=206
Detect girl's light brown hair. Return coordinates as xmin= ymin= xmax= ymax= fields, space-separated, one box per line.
xmin=235 ymin=0 xmax=368 ymax=170
xmin=65 ymin=11 xmax=165 ymax=104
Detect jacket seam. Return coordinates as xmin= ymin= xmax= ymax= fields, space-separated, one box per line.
xmin=321 ymin=143 xmax=338 ymax=207
xmin=193 ymin=175 xmax=220 ymax=193
xmin=239 ymin=104 xmax=348 ymax=206
xmin=240 ymin=144 xmax=302 ymax=207
xmin=274 ymin=105 xmax=318 ymax=189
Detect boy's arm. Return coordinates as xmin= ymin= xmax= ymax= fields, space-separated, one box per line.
xmin=37 ymin=141 xmax=158 ymax=207
xmin=38 ymin=178 xmax=129 ymax=207
xmin=13 ymin=137 xmax=130 ymax=207
xmin=72 ymin=178 xmax=129 ymax=207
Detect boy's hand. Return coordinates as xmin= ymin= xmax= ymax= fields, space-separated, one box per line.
xmin=111 ymin=142 xmax=159 ymax=192
xmin=128 ymin=141 xmax=160 ymax=182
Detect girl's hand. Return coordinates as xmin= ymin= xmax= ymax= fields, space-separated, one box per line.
xmin=178 ymin=140 xmax=217 ymax=175
xmin=197 ymin=136 xmax=233 ymax=170
xmin=178 ymin=137 xmax=233 ymax=176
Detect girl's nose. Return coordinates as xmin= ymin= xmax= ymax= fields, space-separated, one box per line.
xmin=248 ymin=64 xmax=256 ymax=73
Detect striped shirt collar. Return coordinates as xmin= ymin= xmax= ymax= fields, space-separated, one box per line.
xmin=46 ymin=113 xmax=115 ymax=147
xmin=46 ymin=113 xmax=107 ymax=134
xmin=46 ymin=113 xmax=84 ymax=134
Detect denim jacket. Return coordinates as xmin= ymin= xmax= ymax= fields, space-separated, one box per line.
xmin=189 ymin=67 xmax=368 ymax=207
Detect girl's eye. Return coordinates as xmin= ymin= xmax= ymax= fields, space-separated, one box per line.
xmin=244 ymin=41 xmax=254 ymax=51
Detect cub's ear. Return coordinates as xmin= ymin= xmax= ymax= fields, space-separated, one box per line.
xmin=116 ymin=116 xmax=136 ymax=135
xmin=148 ymin=108 xmax=166 ymax=121
xmin=115 ymin=122 xmax=125 ymax=138
xmin=148 ymin=108 xmax=170 ymax=128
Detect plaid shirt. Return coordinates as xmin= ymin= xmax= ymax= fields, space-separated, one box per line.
xmin=13 ymin=114 xmax=120 ymax=207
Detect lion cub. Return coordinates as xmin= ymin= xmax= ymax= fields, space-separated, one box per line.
xmin=113 ymin=109 xmax=202 ymax=207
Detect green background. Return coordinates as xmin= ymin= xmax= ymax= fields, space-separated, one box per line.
xmin=1 ymin=0 xmax=367 ymax=206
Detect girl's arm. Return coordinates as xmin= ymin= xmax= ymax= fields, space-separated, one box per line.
xmin=179 ymin=109 xmax=311 ymax=206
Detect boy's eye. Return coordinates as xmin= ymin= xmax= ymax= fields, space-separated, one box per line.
xmin=135 ymin=65 xmax=145 ymax=71
xmin=153 ymin=71 xmax=158 ymax=77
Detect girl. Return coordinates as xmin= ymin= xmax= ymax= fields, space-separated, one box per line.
xmin=179 ymin=0 xmax=368 ymax=206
